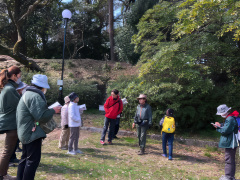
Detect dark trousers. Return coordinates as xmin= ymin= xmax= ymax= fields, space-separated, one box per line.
xmin=225 ymin=148 xmax=237 ymax=180
xmin=136 ymin=124 xmax=148 ymax=149
xmin=17 ymin=138 xmax=42 ymax=180
xmin=10 ymin=139 xmax=20 ymax=162
xmin=114 ymin=118 xmax=120 ymax=136
xmin=162 ymin=132 xmax=174 ymax=157
xmin=101 ymin=117 xmax=116 ymax=142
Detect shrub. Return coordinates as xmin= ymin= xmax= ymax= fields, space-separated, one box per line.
xmin=50 ymin=62 xmax=62 ymax=71
xmin=68 ymin=73 xmax=74 ymax=78
xmin=113 ymin=62 xmax=123 ymax=70
xmin=67 ymin=61 xmax=76 ymax=68
xmin=21 ymin=68 xmax=105 ymax=108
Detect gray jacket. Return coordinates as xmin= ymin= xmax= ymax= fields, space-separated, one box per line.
xmin=134 ymin=103 xmax=152 ymax=126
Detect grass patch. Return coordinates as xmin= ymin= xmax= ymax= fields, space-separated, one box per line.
xmin=204 ymin=152 xmax=212 ymax=158
xmin=0 ymin=130 xmax=232 ymax=180
xmin=68 ymin=73 xmax=74 ymax=78
xmin=50 ymin=62 xmax=62 ymax=71
xmin=205 ymin=145 xmax=219 ymax=153
xmin=67 ymin=61 xmax=76 ymax=68
xmin=84 ymin=108 xmax=103 ymax=115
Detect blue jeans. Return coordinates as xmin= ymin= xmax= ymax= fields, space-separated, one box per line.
xmin=100 ymin=117 xmax=116 ymax=142
xmin=162 ymin=132 xmax=174 ymax=157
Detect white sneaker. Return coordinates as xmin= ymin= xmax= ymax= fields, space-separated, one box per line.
xmin=67 ymin=151 xmax=76 ymax=155
xmin=3 ymin=174 xmax=17 ymax=180
xmin=75 ymin=149 xmax=84 ymax=154
xmin=219 ymin=175 xmax=231 ymax=180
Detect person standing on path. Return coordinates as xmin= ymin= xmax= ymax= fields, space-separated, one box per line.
xmin=132 ymin=94 xmax=152 ymax=155
xmin=59 ymin=96 xmax=71 ymax=150
xmin=67 ymin=92 xmax=83 ymax=155
xmin=16 ymin=74 xmax=61 ymax=180
xmin=213 ymin=104 xmax=238 ymax=180
xmin=114 ymin=96 xmax=128 ymax=139
xmin=100 ymin=89 xmax=123 ymax=145
xmin=9 ymin=81 xmax=28 ymax=167
xmin=0 ymin=66 xmax=22 ymax=180
xmin=159 ymin=109 xmax=175 ymax=160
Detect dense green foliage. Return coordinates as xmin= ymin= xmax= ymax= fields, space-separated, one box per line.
xmin=109 ymin=0 xmax=240 ymax=132
xmin=21 ymin=68 xmax=104 ymax=108
xmin=0 ymin=0 xmax=109 ymax=60
xmin=115 ymin=0 xmax=158 ymax=64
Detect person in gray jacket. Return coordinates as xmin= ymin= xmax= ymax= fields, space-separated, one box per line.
xmin=132 ymin=94 xmax=152 ymax=155
xmin=16 ymin=74 xmax=61 ymax=180
xmin=0 ymin=66 xmax=22 ymax=180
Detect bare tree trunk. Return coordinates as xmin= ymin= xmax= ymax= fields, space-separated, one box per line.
xmin=109 ymin=0 xmax=115 ymax=61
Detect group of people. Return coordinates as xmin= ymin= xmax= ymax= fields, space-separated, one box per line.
xmin=99 ymin=89 xmax=239 ymax=180
xmin=0 ymin=66 xmax=61 ymax=180
xmin=100 ymin=92 xmax=175 ymax=160
xmin=0 ymin=65 xmax=238 ymax=180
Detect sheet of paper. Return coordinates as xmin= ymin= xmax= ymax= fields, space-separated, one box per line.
xmin=78 ymin=104 xmax=87 ymax=110
xmin=48 ymin=102 xmax=62 ymax=109
xmin=99 ymin=105 xmax=105 ymax=111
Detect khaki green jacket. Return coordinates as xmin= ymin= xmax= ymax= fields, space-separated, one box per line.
xmin=134 ymin=103 xmax=152 ymax=126
xmin=217 ymin=116 xmax=238 ymax=149
xmin=0 ymin=80 xmax=20 ymax=132
xmin=16 ymin=90 xmax=55 ymax=144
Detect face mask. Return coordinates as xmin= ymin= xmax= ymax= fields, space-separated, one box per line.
xmin=16 ymin=77 xmax=21 ymax=84
xmin=43 ymin=88 xmax=47 ymax=94
xmin=22 ymin=89 xmax=26 ymax=95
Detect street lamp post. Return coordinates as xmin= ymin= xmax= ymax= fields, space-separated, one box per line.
xmin=58 ymin=9 xmax=72 ymax=105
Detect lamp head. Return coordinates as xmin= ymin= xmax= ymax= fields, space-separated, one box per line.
xmin=62 ymin=9 xmax=72 ymax=19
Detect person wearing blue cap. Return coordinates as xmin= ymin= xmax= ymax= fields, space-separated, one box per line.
xmin=67 ymin=92 xmax=83 ymax=155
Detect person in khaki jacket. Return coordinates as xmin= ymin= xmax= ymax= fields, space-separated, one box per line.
xmin=132 ymin=94 xmax=152 ymax=155
xmin=59 ymin=96 xmax=71 ymax=150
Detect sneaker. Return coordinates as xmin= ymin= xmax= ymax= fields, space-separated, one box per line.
xmin=15 ymin=148 xmax=22 ymax=152
xmin=168 ymin=156 xmax=172 ymax=160
xmin=59 ymin=147 xmax=68 ymax=150
xmin=100 ymin=140 xmax=105 ymax=145
xmin=161 ymin=154 xmax=167 ymax=157
xmin=75 ymin=149 xmax=84 ymax=154
xmin=2 ymin=174 xmax=17 ymax=180
xmin=9 ymin=158 xmax=19 ymax=163
xmin=67 ymin=151 xmax=76 ymax=155
xmin=108 ymin=141 xmax=112 ymax=145
xmin=219 ymin=175 xmax=231 ymax=180
xmin=8 ymin=163 xmax=16 ymax=167
xmin=113 ymin=136 xmax=119 ymax=139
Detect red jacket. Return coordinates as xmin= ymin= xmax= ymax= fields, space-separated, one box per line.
xmin=104 ymin=96 xmax=123 ymax=119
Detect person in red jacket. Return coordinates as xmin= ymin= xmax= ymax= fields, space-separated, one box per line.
xmin=100 ymin=89 xmax=123 ymax=145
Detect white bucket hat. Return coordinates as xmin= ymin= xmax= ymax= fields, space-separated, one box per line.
xmin=31 ymin=74 xmax=50 ymax=89
xmin=216 ymin=104 xmax=231 ymax=115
